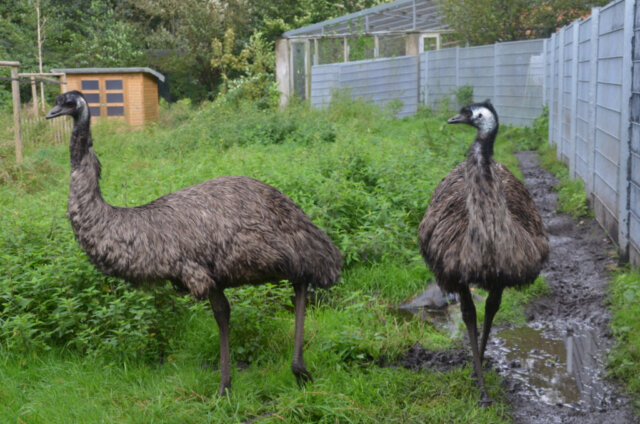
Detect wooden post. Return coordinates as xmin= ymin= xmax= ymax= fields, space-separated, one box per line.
xmin=10 ymin=64 xmax=23 ymax=163
xmin=30 ymin=76 xmax=38 ymax=116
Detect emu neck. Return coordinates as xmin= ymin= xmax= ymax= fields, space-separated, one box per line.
xmin=464 ymin=124 xmax=507 ymax=255
xmin=68 ymin=111 xmax=109 ymax=231
xmin=466 ymin=125 xmax=498 ymax=170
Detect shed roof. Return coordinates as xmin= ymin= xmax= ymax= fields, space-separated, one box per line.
xmin=50 ymin=67 xmax=165 ymax=82
xmin=282 ymin=0 xmax=447 ymax=38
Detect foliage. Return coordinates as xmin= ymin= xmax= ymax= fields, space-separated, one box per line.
xmin=0 ymin=193 xmax=192 ymax=361
xmin=537 ymin=141 xmax=593 ymax=218
xmin=211 ymin=28 xmax=250 ymax=92
xmin=454 ymin=85 xmax=474 ymax=108
xmin=0 ymin=85 xmax=11 ymax=110
xmin=608 ymin=268 xmax=640 ymax=413
xmin=63 ymin=1 xmax=144 ymax=68
xmin=212 ymin=31 xmax=279 ymax=108
xmin=0 ymin=95 xmax=530 ymax=359
xmin=498 ymin=108 xmax=591 ymax=218
xmin=500 ymin=107 xmax=549 ymax=151
xmin=440 ymin=0 xmax=610 ymax=46
xmin=246 ymin=0 xmax=386 ymax=41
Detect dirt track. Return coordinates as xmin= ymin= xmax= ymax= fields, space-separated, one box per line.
xmin=398 ymin=151 xmax=636 ymax=423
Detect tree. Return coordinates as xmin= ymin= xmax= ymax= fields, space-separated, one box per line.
xmin=62 ymin=1 xmax=144 ymax=68
xmin=246 ymin=0 xmax=385 ymax=41
xmin=440 ymin=0 xmax=611 ymax=46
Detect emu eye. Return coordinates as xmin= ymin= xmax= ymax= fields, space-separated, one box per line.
xmin=65 ymin=102 xmax=75 ymax=107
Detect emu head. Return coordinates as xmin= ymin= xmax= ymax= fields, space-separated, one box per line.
xmin=46 ymin=91 xmax=89 ymax=121
xmin=447 ymin=100 xmax=499 ymax=137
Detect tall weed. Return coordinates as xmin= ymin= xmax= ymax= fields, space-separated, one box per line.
xmin=0 ymin=96 xmax=534 ymax=363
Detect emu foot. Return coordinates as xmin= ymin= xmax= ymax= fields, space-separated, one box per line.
xmin=218 ymin=381 xmax=231 ymax=397
xmin=292 ymin=364 xmax=313 ymax=387
xmin=478 ymin=391 xmax=493 ymax=407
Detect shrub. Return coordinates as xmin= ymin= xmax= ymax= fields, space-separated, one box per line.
xmin=454 ymin=85 xmax=474 ymax=107
xmin=0 ymin=212 xmax=193 ymax=361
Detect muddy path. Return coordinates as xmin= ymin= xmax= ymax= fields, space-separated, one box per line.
xmin=397 ymin=151 xmax=636 ymax=423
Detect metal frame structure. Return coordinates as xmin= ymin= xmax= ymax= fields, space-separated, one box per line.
xmin=276 ymin=0 xmax=451 ymax=106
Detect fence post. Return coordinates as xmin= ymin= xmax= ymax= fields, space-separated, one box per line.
xmin=543 ymin=39 xmax=547 ymax=106
xmin=569 ymin=22 xmax=580 ymax=178
xmin=422 ymin=51 xmax=429 ymax=105
xmin=455 ymin=45 xmax=460 ymax=92
xmin=587 ymin=7 xmax=600 ymax=197
xmin=30 ymin=76 xmax=38 ymax=116
xmin=548 ymin=34 xmax=556 ymax=146
xmin=618 ymin=0 xmax=635 ymax=261
xmin=493 ymin=43 xmax=498 ymax=106
xmin=557 ymin=28 xmax=565 ymax=160
xmin=9 ymin=64 xmax=23 ymax=164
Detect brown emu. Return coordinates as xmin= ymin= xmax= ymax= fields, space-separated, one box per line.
xmin=418 ymin=100 xmax=548 ymax=406
xmin=46 ymin=91 xmax=342 ymax=396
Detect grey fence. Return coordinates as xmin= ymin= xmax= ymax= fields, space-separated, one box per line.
xmin=308 ymin=0 xmax=639 ymax=265
xmin=421 ymin=40 xmax=545 ymax=126
xmin=546 ymin=0 xmax=637 ymax=264
xmin=310 ymin=56 xmax=419 ymax=118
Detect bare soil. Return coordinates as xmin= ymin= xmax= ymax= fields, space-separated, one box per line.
xmin=396 ymin=151 xmax=637 ymax=423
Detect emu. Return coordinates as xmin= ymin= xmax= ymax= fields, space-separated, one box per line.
xmin=46 ymin=91 xmax=342 ymax=396
xmin=418 ymin=100 xmax=549 ymax=406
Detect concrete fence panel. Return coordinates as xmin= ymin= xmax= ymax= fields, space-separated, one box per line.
xmin=310 ymin=56 xmax=419 ymax=117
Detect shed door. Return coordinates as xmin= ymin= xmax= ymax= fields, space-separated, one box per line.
xmin=80 ymin=78 xmax=126 ymax=119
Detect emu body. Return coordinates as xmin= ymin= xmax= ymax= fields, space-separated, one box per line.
xmin=47 ymin=91 xmax=342 ymax=396
xmin=418 ymin=101 xmax=548 ymax=405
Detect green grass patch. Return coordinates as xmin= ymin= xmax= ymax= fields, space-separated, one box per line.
xmin=0 ymin=348 xmax=510 ymax=423
xmin=608 ymin=268 xmax=640 ymax=413
xmin=488 ymin=276 xmax=549 ymax=325
xmin=536 ymin=141 xmax=592 ymax=219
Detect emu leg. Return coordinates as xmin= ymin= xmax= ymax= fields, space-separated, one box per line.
xmin=292 ymin=282 xmax=313 ymax=386
xmin=209 ymin=289 xmax=231 ymax=396
xmin=459 ymin=287 xmax=492 ymax=407
xmin=479 ymin=287 xmax=503 ymax=363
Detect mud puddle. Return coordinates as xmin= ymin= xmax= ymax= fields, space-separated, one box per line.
xmin=491 ymin=322 xmax=605 ymax=409
xmin=394 ymin=151 xmax=635 ymax=423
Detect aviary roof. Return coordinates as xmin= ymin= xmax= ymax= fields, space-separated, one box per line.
xmin=282 ymin=0 xmax=448 ymax=38
xmin=50 ymin=67 xmax=165 ymax=83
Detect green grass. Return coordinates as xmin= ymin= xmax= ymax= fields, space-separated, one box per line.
xmin=0 ymin=349 xmax=510 ymax=423
xmin=0 ymin=98 xmax=552 ymax=422
xmin=608 ymin=268 xmax=640 ymax=413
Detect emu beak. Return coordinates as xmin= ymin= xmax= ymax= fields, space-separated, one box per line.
xmin=447 ymin=113 xmax=467 ymax=124
xmin=46 ymin=104 xmax=66 ymax=119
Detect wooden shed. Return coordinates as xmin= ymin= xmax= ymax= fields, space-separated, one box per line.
xmin=50 ymin=67 xmax=165 ymax=126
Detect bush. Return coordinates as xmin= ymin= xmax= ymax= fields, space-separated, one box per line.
xmin=0 ymin=95 xmax=516 ymax=362
xmin=0 ymin=86 xmax=11 ymax=109
xmin=454 ymin=85 xmax=474 ymax=107
xmin=0 ymin=210 xmax=193 ymax=362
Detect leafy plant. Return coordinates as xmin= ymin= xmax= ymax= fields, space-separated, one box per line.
xmin=454 ymin=85 xmax=474 ymax=108
xmin=608 ymin=268 xmax=640 ymax=411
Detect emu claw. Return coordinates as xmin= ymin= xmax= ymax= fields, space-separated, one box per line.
xmin=293 ymin=367 xmax=313 ymax=387
xmin=218 ymin=383 xmax=231 ymax=397
xmin=478 ymin=392 xmax=493 ymax=408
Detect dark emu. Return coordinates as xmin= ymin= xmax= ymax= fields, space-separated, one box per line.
xmin=418 ymin=100 xmax=549 ymax=406
xmin=46 ymin=91 xmax=342 ymax=396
